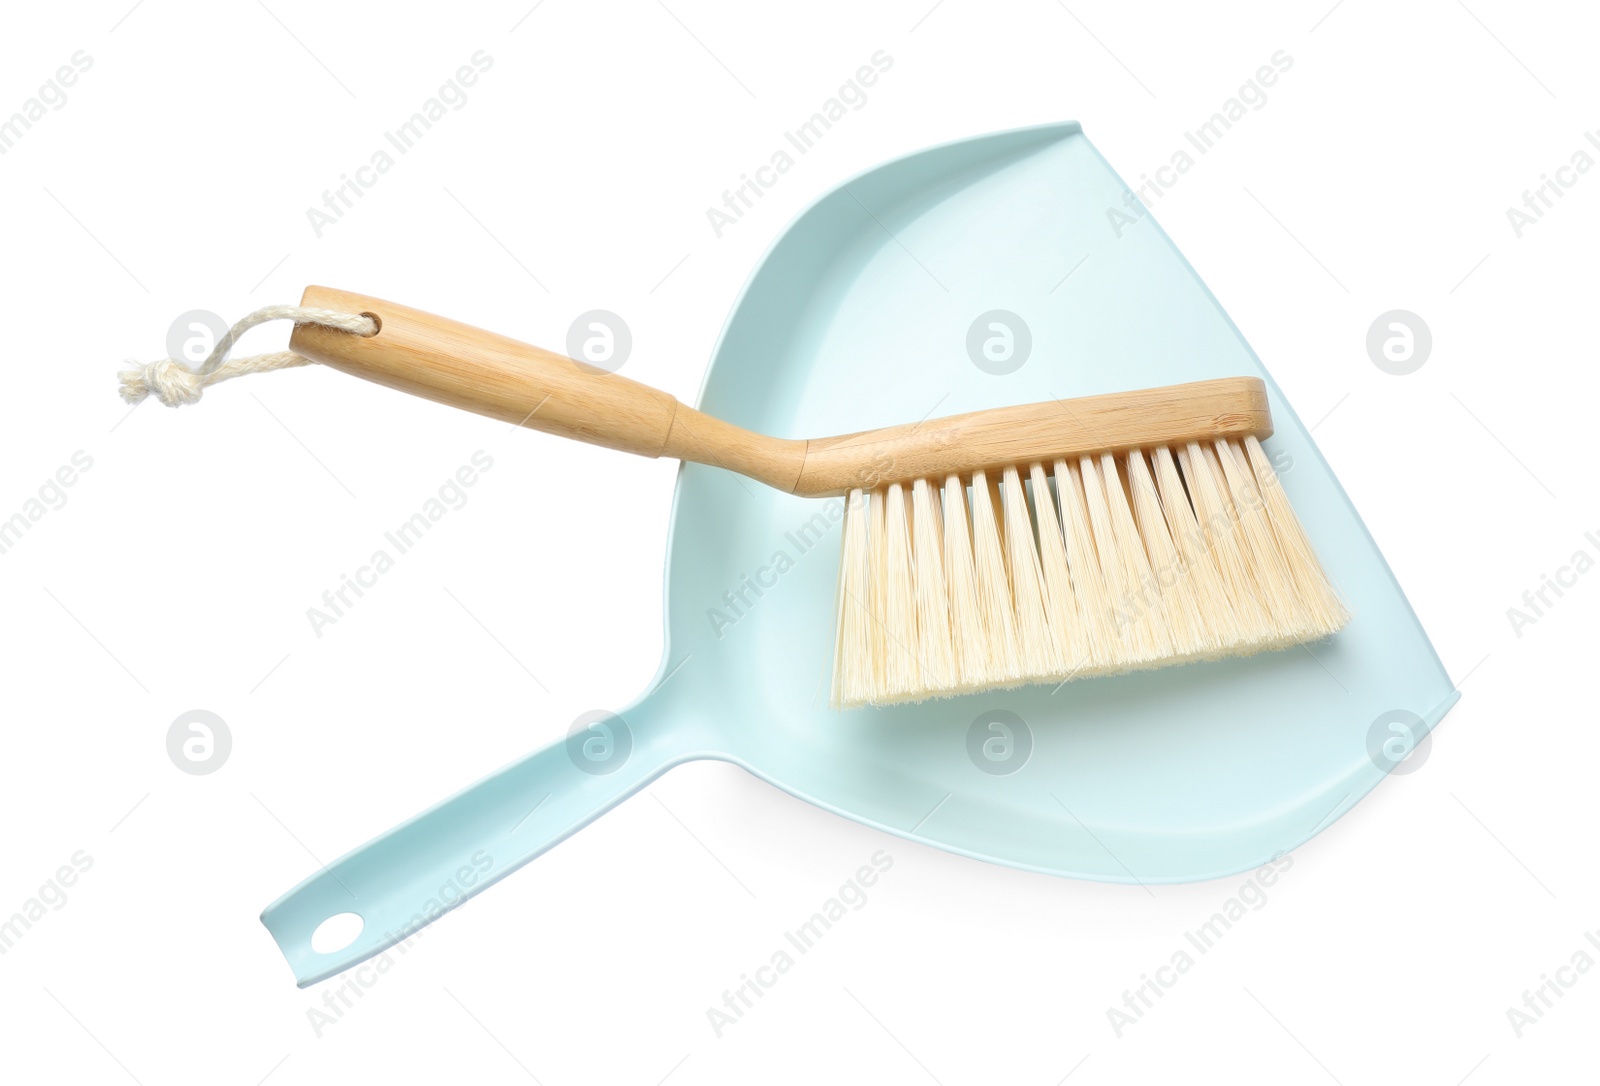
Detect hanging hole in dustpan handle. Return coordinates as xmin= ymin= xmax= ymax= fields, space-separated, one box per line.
xmin=260 ymin=720 xmax=681 ymax=988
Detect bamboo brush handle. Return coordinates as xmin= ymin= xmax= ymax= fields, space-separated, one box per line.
xmin=797 ymin=380 xmax=1271 ymax=495
xmin=290 ymin=285 xmax=808 ymax=491
xmin=290 ymin=286 xmax=1271 ymax=498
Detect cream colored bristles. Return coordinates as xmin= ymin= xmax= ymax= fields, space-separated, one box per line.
xmin=1213 ymin=439 xmax=1311 ymax=642
xmin=1000 ymin=466 xmax=1056 ymax=676
xmin=1055 ymin=458 xmax=1118 ymax=670
xmin=1242 ymin=436 xmax=1349 ymax=636
xmin=879 ymin=483 xmax=922 ymax=695
xmin=911 ymin=478 xmax=956 ymax=692
xmin=1126 ymin=449 xmax=1212 ymax=659
xmin=865 ymin=487 xmax=889 ymax=687
xmin=1151 ymin=445 xmax=1235 ymax=649
xmin=830 ymin=487 xmax=873 ymax=709
xmin=941 ymin=473 xmax=986 ymax=688
xmin=1182 ymin=441 xmax=1271 ymax=635
xmin=1030 ymin=462 xmax=1088 ymax=674
xmin=969 ymin=469 xmax=1023 ymax=684
xmin=1099 ymin=451 xmax=1176 ymax=664
xmin=829 ymin=442 xmax=1350 ymax=709
xmin=1080 ymin=455 xmax=1158 ymax=665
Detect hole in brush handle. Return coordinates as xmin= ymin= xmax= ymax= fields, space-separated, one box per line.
xmin=292 ymin=285 xmax=682 ymax=458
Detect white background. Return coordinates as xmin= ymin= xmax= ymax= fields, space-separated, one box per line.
xmin=2 ymin=0 xmax=1596 ymax=1082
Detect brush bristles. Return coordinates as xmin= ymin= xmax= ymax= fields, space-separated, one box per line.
xmin=829 ymin=442 xmax=1349 ymax=709
xmin=941 ymin=473 xmax=986 ymax=687
xmin=830 ymin=486 xmax=872 ymax=709
xmin=910 ymin=479 xmax=956 ymax=693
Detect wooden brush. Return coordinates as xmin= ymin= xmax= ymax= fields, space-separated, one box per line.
xmin=286 ymin=287 xmax=1349 ymax=709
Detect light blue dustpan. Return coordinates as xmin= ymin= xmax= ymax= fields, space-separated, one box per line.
xmin=261 ymin=122 xmax=1457 ymax=986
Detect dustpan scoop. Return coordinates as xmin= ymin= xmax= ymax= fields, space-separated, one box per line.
xmin=260 ymin=122 xmax=1456 ymax=987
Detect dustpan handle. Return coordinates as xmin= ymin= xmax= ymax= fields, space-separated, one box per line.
xmin=259 ymin=711 xmax=686 ymax=987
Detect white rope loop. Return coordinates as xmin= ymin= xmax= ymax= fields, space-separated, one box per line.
xmin=119 ymin=305 xmax=376 ymax=407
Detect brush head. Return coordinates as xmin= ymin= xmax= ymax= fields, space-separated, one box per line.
xmin=829 ymin=435 xmax=1349 ymax=709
